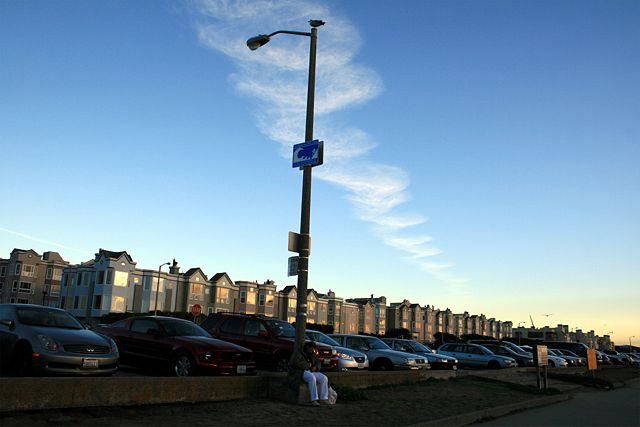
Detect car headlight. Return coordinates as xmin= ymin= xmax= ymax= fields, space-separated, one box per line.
xmin=336 ymin=352 xmax=354 ymax=361
xmin=204 ymin=351 xmax=215 ymax=360
xmin=37 ymin=334 xmax=59 ymax=352
xmin=405 ymin=358 xmax=417 ymax=364
xmin=109 ymin=338 xmax=118 ymax=353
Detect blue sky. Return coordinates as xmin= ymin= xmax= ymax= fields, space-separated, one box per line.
xmin=1 ymin=0 xmax=638 ymax=344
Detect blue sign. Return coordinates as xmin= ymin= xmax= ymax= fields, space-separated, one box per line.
xmin=292 ymin=140 xmax=323 ymax=168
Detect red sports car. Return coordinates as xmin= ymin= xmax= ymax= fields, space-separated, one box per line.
xmin=95 ymin=316 xmax=255 ymax=376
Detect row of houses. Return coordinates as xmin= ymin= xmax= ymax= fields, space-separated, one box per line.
xmin=1 ymin=248 xmax=513 ymax=340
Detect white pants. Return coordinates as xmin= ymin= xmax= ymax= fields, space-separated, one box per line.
xmin=302 ymin=370 xmax=329 ymax=401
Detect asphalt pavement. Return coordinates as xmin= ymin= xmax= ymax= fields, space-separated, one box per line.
xmin=475 ymin=378 xmax=640 ymax=426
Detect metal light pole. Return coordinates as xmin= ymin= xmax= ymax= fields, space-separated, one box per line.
xmin=154 ymin=262 xmax=170 ymax=316
xmin=247 ymin=20 xmax=324 ymax=353
xmin=630 ymin=336 xmax=635 ymax=351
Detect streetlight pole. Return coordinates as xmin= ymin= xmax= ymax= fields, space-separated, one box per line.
xmin=247 ymin=20 xmax=324 ymax=353
xmin=630 ymin=336 xmax=635 ymax=351
xmin=154 ymin=262 xmax=170 ymax=316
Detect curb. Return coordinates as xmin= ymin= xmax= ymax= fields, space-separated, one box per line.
xmin=407 ymin=393 xmax=570 ymax=427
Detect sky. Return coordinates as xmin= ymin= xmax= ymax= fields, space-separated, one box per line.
xmin=1 ymin=0 xmax=638 ymax=345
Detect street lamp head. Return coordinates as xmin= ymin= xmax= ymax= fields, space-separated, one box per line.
xmin=247 ymin=34 xmax=270 ymax=50
xmin=309 ymin=20 xmax=325 ymax=28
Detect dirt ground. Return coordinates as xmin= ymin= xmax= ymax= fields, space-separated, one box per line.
xmin=2 ymin=367 xmax=638 ymax=427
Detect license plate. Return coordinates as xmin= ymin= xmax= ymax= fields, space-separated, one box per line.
xmin=83 ymin=358 xmax=99 ymax=369
xmin=236 ymin=365 xmax=246 ymax=374
xmin=323 ymin=359 xmax=330 ymax=365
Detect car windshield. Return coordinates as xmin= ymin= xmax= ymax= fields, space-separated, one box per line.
xmin=17 ymin=308 xmax=83 ymax=329
xmin=308 ymin=331 xmax=339 ymax=346
xmin=406 ymin=341 xmax=431 ymax=352
xmin=364 ymin=336 xmax=390 ymax=350
xmin=264 ymin=319 xmax=295 ymax=338
xmin=161 ymin=320 xmax=210 ymax=337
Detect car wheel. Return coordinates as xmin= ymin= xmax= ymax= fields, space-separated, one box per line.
xmin=274 ymin=354 xmax=290 ymax=372
xmin=488 ymin=360 xmax=501 ymax=369
xmin=374 ymin=359 xmax=393 ymax=371
xmin=548 ymin=360 xmax=556 ymax=368
xmin=10 ymin=343 xmax=33 ymax=377
xmin=172 ymin=352 xmax=196 ymax=377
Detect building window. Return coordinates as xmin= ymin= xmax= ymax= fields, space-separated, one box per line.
xmin=52 ymin=269 xmax=62 ymax=281
xmin=110 ymin=296 xmax=125 ymax=313
xmin=94 ymin=295 xmax=102 ymax=309
xmin=189 ymin=283 xmax=204 ymax=301
xmin=74 ymin=296 xmax=80 ymax=309
xmin=216 ymin=288 xmax=229 ymax=304
xmin=15 ymin=263 xmax=22 ymax=275
xmin=22 ymin=264 xmax=36 ymax=277
xmin=0 ymin=282 xmax=3 ymax=292
xmin=12 ymin=281 xmax=19 ymax=292
xmin=143 ymin=276 xmax=152 ymax=290
xmin=259 ymin=294 xmax=265 ymax=306
xmin=19 ymin=282 xmax=32 ymax=293
xmin=17 ymin=298 xmax=29 ymax=304
xmin=114 ymin=271 xmax=128 ymax=287
xmin=106 ymin=270 xmax=114 ymax=285
xmin=77 ymin=272 xmax=83 ymax=286
xmin=97 ymin=271 xmax=105 ymax=284
xmin=0 ymin=266 xmax=7 ymax=277
xmin=240 ymin=291 xmax=246 ymax=304
xmin=246 ymin=291 xmax=256 ymax=305
xmin=46 ymin=267 xmax=53 ymax=279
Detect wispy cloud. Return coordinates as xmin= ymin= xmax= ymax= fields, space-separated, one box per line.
xmin=191 ymin=0 xmax=468 ymax=290
xmin=0 ymin=227 xmax=92 ymax=256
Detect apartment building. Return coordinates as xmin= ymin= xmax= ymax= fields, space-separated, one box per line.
xmin=0 ymin=249 xmax=68 ymax=306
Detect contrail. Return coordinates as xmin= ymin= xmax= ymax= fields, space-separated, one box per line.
xmin=0 ymin=227 xmax=92 ymax=257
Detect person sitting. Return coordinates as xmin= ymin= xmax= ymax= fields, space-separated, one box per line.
xmin=288 ymin=341 xmax=330 ymax=406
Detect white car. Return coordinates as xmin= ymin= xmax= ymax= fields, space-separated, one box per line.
xmin=520 ymin=345 xmax=568 ymax=368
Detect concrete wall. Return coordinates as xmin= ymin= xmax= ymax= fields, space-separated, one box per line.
xmin=0 ymin=370 xmax=455 ymax=413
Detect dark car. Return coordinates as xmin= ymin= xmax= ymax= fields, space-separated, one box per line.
xmin=481 ymin=343 xmax=534 ymax=367
xmin=0 ymin=304 xmax=119 ymax=376
xmin=382 ymin=338 xmax=458 ymax=370
xmin=200 ymin=313 xmax=337 ymax=372
xmin=94 ymin=316 xmax=255 ymax=376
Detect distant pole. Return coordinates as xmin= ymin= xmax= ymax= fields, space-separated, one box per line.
xmin=154 ymin=262 xmax=170 ymax=315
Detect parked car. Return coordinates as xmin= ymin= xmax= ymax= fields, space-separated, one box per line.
xmin=306 ymin=329 xmax=368 ymax=371
xmin=548 ymin=348 xmax=582 ymax=366
xmin=330 ymin=334 xmax=428 ymax=371
xmin=541 ymin=341 xmax=590 ymax=358
xmin=382 ymin=338 xmax=458 ymax=370
xmin=437 ymin=343 xmax=517 ymax=369
xmin=94 ymin=316 xmax=255 ymax=376
xmin=200 ymin=313 xmax=337 ymax=372
xmin=603 ymin=350 xmax=631 ymax=365
xmin=0 ymin=304 xmax=119 ymax=376
xmin=519 ymin=345 xmax=568 ymax=368
xmin=481 ymin=343 xmax=534 ymax=367
xmin=554 ymin=349 xmax=586 ymax=366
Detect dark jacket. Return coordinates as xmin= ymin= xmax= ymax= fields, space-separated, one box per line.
xmin=287 ymin=348 xmax=321 ymax=390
